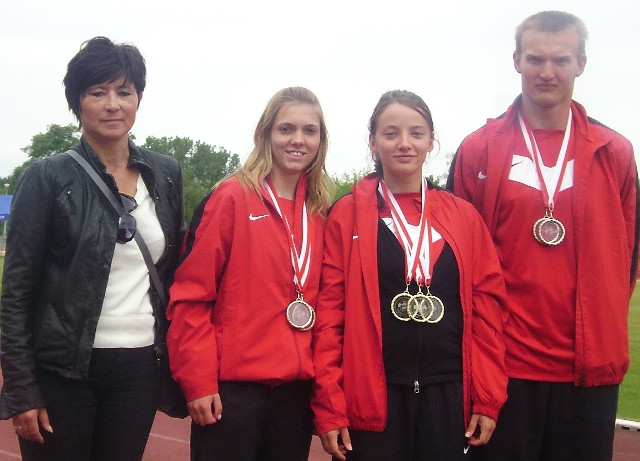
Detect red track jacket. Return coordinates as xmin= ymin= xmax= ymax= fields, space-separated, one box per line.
xmin=311 ymin=174 xmax=508 ymax=435
xmin=448 ymin=97 xmax=639 ymax=386
xmin=167 ymin=178 xmax=323 ymax=401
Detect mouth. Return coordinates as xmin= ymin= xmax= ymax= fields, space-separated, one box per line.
xmin=287 ymin=151 xmax=305 ymax=157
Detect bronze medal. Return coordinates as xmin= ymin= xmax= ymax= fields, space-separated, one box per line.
xmin=286 ymin=298 xmax=315 ymax=331
xmin=518 ymin=111 xmax=573 ymax=248
xmin=533 ymin=215 xmax=565 ymax=246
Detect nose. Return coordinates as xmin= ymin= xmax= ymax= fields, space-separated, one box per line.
xmin=540 ymin=61 xmax=555 ymax=79
xmin=105 ymin=91 xmax=120 ymax=111
xmin=398 ymin=132 xmax=411 ymax=150
xmin=291 ymin=130 xmax=304 ymax=146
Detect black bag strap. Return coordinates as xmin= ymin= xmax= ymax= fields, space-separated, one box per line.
xmin=66 ymin=149 xmax=168 ymax=309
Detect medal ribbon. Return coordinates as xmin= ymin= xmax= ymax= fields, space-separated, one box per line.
xmin=263 ymin=177 xmax=311 ymax=294
xmin=378 ymin=178 xmax=434 ymax=286
xmin=517 ymin=110 xmax=572 ymax=211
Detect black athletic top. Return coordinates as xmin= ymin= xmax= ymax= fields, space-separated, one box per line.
xmin=378 ymin=219 xmax=463 ymax=387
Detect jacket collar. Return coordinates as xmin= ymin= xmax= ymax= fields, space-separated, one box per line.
xmin=492 ymin=95 xmax=611 ymax=149
xmin=78 ymin=136 xmax=156 ymax=194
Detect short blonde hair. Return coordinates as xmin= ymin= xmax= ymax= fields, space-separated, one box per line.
xmin=516 ymin=11 xmax=588 ymax=60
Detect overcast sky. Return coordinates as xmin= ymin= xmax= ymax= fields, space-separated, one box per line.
xmin=1 ymin=0 xmax=638 ymax=180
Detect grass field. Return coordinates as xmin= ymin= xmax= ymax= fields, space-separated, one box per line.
xmin=0 ymin=256 xmax=637 ymax=418
xmin=619 ymin=288 xmax=640 ymax=419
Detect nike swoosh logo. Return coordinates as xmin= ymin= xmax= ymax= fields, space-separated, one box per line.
xmin=249 ymin=213 xmax=270 ymax=221
xmin=477 ymin=171 xmax=487 ymax=179
xmin=464 ymin=445 xmax=470 ymax=454
xmin=512 ymin=159 xmax=525 ymax=166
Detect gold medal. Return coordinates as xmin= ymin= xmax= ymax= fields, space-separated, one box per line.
xmin=424 ymin=287 xmax=445 ymax=323
xmin=391 ymin=288 xmax=412 ymax=321
xmin=408 ymin=288 xmax=432 ymax=323
xmin=286 ymin=294 xmax=315 ymax=331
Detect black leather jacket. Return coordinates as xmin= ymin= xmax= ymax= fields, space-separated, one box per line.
xmin=0 ymin=137 xmax=184 ymax=418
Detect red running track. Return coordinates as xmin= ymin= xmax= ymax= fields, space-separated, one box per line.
xmin=1 ymin=410 xmax=639 ymax=460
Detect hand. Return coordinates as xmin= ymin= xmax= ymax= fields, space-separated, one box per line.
xmin=319 ymin=427 xmax=352 ymax=461
xmin=187 ymin=393 xmax=223 ymax=426
xmin=12 ymin=408 xmax=53 ymax=444
xmin=465 ymin=414 xmax=496 ymax=446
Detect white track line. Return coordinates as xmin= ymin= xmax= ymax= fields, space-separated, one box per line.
xmin=148 ymin=432 xmax=189 ymax=444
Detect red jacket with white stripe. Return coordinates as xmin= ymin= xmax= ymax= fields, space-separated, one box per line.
xmin=447 ymin=97 xmax=639 ymax=386
xmin=311 ymin=174 xmax=508 ymax=435
xmin=167 ymin=178 xmax=323 ymax=401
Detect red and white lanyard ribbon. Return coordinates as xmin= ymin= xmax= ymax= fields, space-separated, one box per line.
xmin=378 ymin=178 xmax=434 ymax=286
xmin=517 ymin=110 xmax=572 ymax=211
xmin=263 ymin=178 xmax=311 ymax=294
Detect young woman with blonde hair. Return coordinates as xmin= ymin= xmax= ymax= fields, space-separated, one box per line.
xmin=167 ymin=86 xmax=333 ymax=461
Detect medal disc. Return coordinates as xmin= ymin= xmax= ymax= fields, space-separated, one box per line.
xmin=533 ymin=216 xmax=565 ymax=245
xmin=408 ymin=294 xmax=432 ymax=323
xmin=425 ymin=295 xmax=445 ymax=323
xmin=286 ymin=300 xmax=315 ymax=331
xmin=391 ymin=292 xmax=412 ymax=321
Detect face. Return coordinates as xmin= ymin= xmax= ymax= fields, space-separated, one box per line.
xmin=514 ymin=27 xmax=586 ymax=112
xmin=370 ymin=102 xmax=433 ymax=188
xmin=79 ymin=75 xmax=141 ymax=145
xmin=270 ymin=103 xmax=321 ymax=181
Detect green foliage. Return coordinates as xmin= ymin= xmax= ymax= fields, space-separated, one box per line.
xmin=1 ymin=124 xmax=82 ymax=195
xmin=332 ymin=168 xmax=369 ymax=202
xmin=618 ymin=288 xmax=640 ymax=419
xmin=22 ymin=124 xmax=80 ymax=159
xmin=142 ymin=136 xmax=240 ymax=223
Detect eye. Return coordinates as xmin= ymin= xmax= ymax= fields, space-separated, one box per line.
xmin=555 ymin=57 xmax=571 ymax=66
xmin=305 ymin=126 xmax=318 ymax=135
xmin=412 ymin=130 xmax=425 ymax=137
xmin=279 ymin=126 xmax=293 ymax=133
xmin=383 ymin=131 xmax=398 ymax=138
xmin=118 ymin=90 xmax=133 ymax=97
xmin=527 ymin=56 xmax=543 ymax=65
xmin=89 ymin=91 xmax=105 ymax=97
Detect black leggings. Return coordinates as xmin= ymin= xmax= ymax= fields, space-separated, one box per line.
xmin=190 ymin=380 xmax=313 ymax=461
xmin=342 ymin=381 xmax=468 ymax=461
xmin=18 ymin=346 xmax=160 ymax=461
xmin=472 ymin=378 xmax=619 ymax=461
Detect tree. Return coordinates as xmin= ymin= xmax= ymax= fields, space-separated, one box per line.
xmin=332 ymin=169 xmax=369 ymax=201
xmin=142 ymin=136 xmax=240 ymax=222
xmin=22 ymin=123 xmax=80 ymax=159
xmin=1 ymin=124 xmax=81 ymax=195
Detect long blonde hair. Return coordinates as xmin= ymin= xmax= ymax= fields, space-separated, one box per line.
xmin=235 ymin=87 xmax=334 ymax=216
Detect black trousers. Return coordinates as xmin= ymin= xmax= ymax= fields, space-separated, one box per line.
xmin=19 ymin=346 xmax=160 ymax=461
xmin=190 ymin=380 xmax=313 ymax=461
xmin=340 ymin=381 xmax=468 ymax=461
xmin=472 ymin=378 xmax=619 ymax=461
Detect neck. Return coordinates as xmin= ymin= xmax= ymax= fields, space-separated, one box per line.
xmin=520 ymin=99 xmax=571 ymax=130
xmin=268 ymin=171 xmax=301 ymax=200
xmin=382 ymin=172 xmax=422 ymax=194
xmin=84 ymin=134 xmax=130 ymax=171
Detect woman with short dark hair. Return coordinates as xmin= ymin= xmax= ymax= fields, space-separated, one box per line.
xmin=0 ymin=36 xmax=184 ymax=460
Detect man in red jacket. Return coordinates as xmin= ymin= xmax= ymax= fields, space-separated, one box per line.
xmin=447 ymin=10 xmax=639 ymax=461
